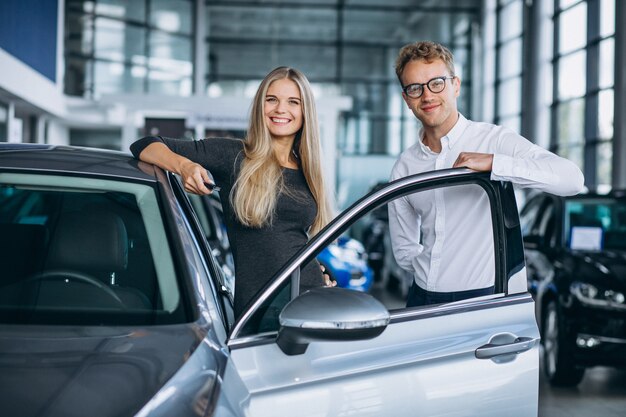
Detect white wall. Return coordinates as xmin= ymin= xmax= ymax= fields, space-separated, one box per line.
xmin=0 ymin=48 xmax=66 ymax=118
xmin=46 ymin=119 xmax=69 ymax=145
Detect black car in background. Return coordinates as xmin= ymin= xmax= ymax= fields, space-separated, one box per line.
xmin=520 ymin=190 xmax=626 ymax=386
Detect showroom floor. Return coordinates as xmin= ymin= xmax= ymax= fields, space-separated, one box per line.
xmin=539 ymin=366 xmax=626 ymax=417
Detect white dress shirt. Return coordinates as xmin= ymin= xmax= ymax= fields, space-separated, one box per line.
xmin=388 ymin=113 xmax=585 ymax=292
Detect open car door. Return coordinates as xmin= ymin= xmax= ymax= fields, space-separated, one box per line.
xmin=224 ymin=169 xmax=539 ymax=417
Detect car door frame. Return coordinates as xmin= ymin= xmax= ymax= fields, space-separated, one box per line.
xmin=223 ymin=168 xmax=539 ymax=417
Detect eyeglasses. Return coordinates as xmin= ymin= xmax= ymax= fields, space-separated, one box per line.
xmin=402 ymin=76 xmax=456 ymax=99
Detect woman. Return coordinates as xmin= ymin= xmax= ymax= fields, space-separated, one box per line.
xmin=130 ymin=66 xmax=333 ymax=319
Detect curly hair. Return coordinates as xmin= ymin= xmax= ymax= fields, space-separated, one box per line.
xmin=394 ymin=41 xmax=456 ymax=83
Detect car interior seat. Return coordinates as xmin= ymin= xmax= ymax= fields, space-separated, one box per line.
xmin=17 ymin=209 xmax=150 ymax=310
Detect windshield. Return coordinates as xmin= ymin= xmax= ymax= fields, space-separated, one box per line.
xmin=0 ymin=173 xmax=186 ymax=325
xmin=565 ymin=197 xmax=626 ymax=251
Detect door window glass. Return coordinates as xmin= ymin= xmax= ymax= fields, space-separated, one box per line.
xmin=239 ymin=182 xmax=501 ymax=336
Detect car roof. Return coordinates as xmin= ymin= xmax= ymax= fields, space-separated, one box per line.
xmin=0 ymin=143 xmax=157 ymax=182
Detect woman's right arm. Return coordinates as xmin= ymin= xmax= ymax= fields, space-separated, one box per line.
xmin=130 ymin=136 xmax=213 ymax=195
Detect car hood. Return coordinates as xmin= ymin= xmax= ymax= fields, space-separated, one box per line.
xmin=572 ymin=250 xmax=626 ymax=287
xmin=0 ymin=323 xmax=208 ymax=417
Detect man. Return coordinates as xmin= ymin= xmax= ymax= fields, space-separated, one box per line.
xmin=389 ymin=41 xmax=584 ymax=307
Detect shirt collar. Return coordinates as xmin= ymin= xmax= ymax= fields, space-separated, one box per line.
xmin=416 ymin=112 xmax=468 ymax=155
xmin=445 ymin=113 xmax=469 ymax=149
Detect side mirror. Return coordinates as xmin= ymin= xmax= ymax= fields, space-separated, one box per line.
xmin=276 ymin=287 xmax=390 ymax=355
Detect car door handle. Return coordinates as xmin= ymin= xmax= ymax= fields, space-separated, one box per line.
xmin=475 ymin=335 xmax=539 ymax=359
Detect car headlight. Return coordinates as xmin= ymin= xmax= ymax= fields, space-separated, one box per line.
xmin=570 ymin=282 xmax=626 ymax=310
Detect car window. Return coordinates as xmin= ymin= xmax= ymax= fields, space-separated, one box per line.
xmin=566 ymin=197 xmax=626 ymax=250
xmin=239 ymin=182 xmax=503 ymax=336
xmin=537 ymin=201 xmax=556 ymax=246
xmin=520 ymin=196 xmax=545 ymax=238
xmin=185 ymin=192 xmax=236 ymax=296
xmin=0 ymin=173 xmax=188 ymax=325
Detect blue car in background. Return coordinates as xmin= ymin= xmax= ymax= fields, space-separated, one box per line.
xmin=318 ymin=236 xmax=374 ymax=292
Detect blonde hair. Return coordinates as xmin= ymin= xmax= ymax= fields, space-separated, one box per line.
xmin=231 ymin=66 xmax=332 ymax=236
xmin=395 ymin=41 xmax=456 ymax=83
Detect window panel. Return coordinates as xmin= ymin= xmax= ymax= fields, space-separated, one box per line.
xmin=497 ymin=77 xmax=522 ymax=117
xmin=557 ymin=98 xmax=585 ymax=147
xmin=559 ymin=3 xmax=587 ymax=54
xmin=557 ymin=50 xmax=586 ymax=99
xmin=600 ymin=0 xmax=615 ymax=37
xmin=559 ymin=144 xmax=584 ymax=173
xmin=149 ymin=32 xmax=192 ymax=64
xmin=341 ymin=47 xmax=387 ymax=80
xmin=559 ymin=0 xmax=581 ymax=9
xmin=597 ymin=141 xmax=612 ymax=186
xmin=66 ymin=10 xmax=94 ymax=55
xmin=343 ymin=10 xmax=411 ymax=43
xmin=498 ymin=37 xmax=522 ymax=79
xmin=150 ymin=0 xmax=193 ymax=35
xmin=211 ymin=42 xmax=337 ymax=80
xmin=94 ymin=0 xmax=146 ymax=22
xmin=93 ymin=61 xmax=145 ymax=97
xmin=599 ymin=38 xmax=614 ymax=89
xmin=94 ymin=18 xmax=146 ymax=62
xmin=499 ymin=0 xmax=523 ymax=41
xmin=208 ymin=5 xmax=337 ymax=42
xmin=598 ymin=89 xmax=614 ymax=139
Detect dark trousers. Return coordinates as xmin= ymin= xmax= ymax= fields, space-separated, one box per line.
xmin=406 ymin=281 xmax=495 ymax=308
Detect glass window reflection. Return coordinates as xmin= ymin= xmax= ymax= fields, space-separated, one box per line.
xmin=599 ymin=39 xmax=614 ymax=89
xmin=558 ymin=50 xmax=586 ymax=100
xmin=499 ymin=0 xmax=523 ymax=41
xmin=497 ymin=77 xmax=522 ymax=117
xmin=498 ymin=38 xmax=522 ymax=79
xmin=560 ymin=144 xmax=584 ymax=173
xmin=559 ymin=3 xmax=587 ymax=55
xmin=559 ymin=0 xmax=580 ymax=9
xmin=597 ymin=142 xmax=612 ymax=186
xmin=93 ymin=61 xmax=145 ymax=97
xmin=94 ymin=18 xmax=146 ymax=62
xmin=600 ymin=0 xmax=615 ymax=38
xmin=598 ymin=89 xmax=614 ymax=139
xmin=558 ymin=98 xmax=585 ymax=147
xmin=150 ymin=0 xmax=192 ymax=35
xmin=95 ymin=0 xmax=146 ymax=22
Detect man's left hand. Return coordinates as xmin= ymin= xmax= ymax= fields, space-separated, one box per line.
xmin=453 ymin=152 xmax=494 ymax=172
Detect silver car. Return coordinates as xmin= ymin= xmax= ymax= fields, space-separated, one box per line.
xmin=0 ymin=143 xmax=539 ymax=417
